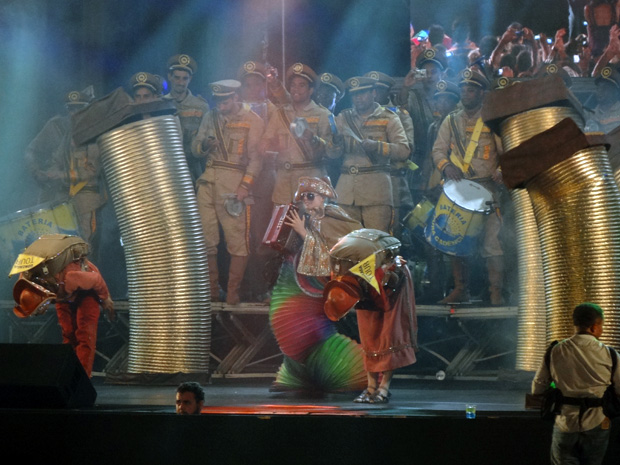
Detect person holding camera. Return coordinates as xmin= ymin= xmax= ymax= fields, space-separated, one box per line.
xmin=532 ymin=303 xmax=620 ymax=465
xmin=399 ymin=48 xmax=447 ymax=203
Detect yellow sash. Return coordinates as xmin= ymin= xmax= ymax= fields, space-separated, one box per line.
xmin=449 ymin=117 xmax=484 ymax=175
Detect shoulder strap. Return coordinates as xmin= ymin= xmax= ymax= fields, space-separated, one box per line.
xmin=609 ymin=346 xmax=618 ymax=382
xmin=278 ymin=107 xmax=312 ymax=161
xmin=343 ymin=109 xmax=365 ymax=141
xmin=545 ymin=340 xmax=559 ymax=371
xmin=212 ymin=110 xmax=230 ymax=161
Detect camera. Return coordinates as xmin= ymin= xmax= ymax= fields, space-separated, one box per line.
xmin=413 ymin=68 xmax=427 ymax=79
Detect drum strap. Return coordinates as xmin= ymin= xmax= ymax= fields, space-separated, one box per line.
xmin=278 ymin=108 xmax=311 ymax=161
xmin=69 ymin=149 xmax=87 ymax=198
xmin=448 ymin=115 xmax=483 ymax=176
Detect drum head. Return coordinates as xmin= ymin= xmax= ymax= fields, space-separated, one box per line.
xmin=443 ymin=180 xmax=493 ymax=212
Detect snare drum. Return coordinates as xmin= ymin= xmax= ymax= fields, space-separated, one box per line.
xmin=424 ymin=179 xmax=493 ymax=256
xmin=403 ymin=197 xmax=434 ymax=242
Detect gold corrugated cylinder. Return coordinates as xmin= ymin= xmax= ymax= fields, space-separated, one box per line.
xmin=98 ymin=115 xmax=211 ymax=373
xmin=499 ymin=107 xmax=583 ymax=371
xmin=527 ymin=146 xmax=620 ymax=347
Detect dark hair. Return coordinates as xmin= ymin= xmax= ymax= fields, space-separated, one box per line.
xmin=516 ymin=50 xmax=533 ymax=74
xmin=573 ymin=302 xmax=604 ymax=328
xmin=479 ymin=36 xmax=499 ymax=58
xmin=177 ymin=381 xmax=205 ymax=403
xmin=428 ymin=24 xmax=445 ymax=46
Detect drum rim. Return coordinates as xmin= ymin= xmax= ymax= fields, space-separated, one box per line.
xmin=442 ymin=179 xmax=493 ymax=212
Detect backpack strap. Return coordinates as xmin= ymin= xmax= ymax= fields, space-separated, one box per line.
xmin=544 ymin=340 xmax=559 ymax=374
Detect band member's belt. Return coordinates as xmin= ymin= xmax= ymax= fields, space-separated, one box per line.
xmin=277 ymin=161 xmax=322 ymax=171
xmin=341 ymin=165 xmax=390 ymax=175
xmin=206 ymin=159 xmax=247 ymax=171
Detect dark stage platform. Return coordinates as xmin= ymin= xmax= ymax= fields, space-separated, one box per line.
xmin=1 ymin=377 xmax=620 ymax=465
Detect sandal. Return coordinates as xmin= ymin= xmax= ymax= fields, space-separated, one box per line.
xmin=353 ymin=389 xmax=374 ymax=403
xmin=371 ymin=388 xmax=391 ymax=404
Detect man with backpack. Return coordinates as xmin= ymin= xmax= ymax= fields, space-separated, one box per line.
xmin=532 ymin=302 xmax=620 ymax=464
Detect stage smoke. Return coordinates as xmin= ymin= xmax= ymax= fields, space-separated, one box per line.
xmin=98 ymin=115 xmax=211 ymax=374
xmin=499 ymin=106 xmax=583 ymax=371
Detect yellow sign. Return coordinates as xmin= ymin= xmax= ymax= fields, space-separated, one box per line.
xmin=9 ymin=254 xmax=45 ymax=276
xmin=349 ymin=253 xmax=381 ymax=293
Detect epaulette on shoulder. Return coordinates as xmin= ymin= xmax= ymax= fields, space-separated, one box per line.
xmin=381 ymin=105 xmax=397 ymax=115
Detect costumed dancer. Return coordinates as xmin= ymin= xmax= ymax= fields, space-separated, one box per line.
xmin=10 ymin=234 xmax=115 ymax=377
xmin=324 ymin=229 xmax=417 ymax=403
xmin=268 ymin=177 xmax=366 ymax=392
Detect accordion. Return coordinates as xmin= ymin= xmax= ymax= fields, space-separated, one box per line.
xmin=262 ymin=204 xmax=303 ymax=254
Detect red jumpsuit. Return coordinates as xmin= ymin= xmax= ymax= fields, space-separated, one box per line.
xmin=54 ymin=260 xmax=110 ymax=377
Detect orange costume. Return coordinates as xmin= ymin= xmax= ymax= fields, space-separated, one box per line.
xmin=54 ymin=260 xmax=111 ymax=376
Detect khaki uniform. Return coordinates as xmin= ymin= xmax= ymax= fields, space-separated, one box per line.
xmin=192 ymin=103 xmax=264 ymax=257
xmin=164 ymin=90 xmax=210 ymax=183
xmin=431 ymin=107 xmax=503 ymax=258
xmin=405 ymin=86 xmax=438 ymax=194
xmin=332 ymin=103 xmax=410 ymax=232
xmin=388 ymin=104 xmax=415 ymax=240
xmin=25 ymin=115 xmax=71 ymax=203
xmin=262 ymin=100 xmax=333 ymax=204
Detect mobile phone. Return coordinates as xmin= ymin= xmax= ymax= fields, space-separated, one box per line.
xmin=573 ymin=55 xmax=580 ymax=64
xmin=498 ymin=68 xmax=504 ymax=76
xmin=413 ymin=68 xmax=427 ymax=79
xmin=534 ymin=34 xmax=540 ymax=40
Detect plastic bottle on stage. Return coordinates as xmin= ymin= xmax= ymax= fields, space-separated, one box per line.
xmin=465 ymin=404 xmax=476 ymax=419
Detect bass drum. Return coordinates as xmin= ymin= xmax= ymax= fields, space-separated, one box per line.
xmin=424 ymin=179 xmax=493 ymax=256
xmin=0 ymin=199 xmax=81 ymax=266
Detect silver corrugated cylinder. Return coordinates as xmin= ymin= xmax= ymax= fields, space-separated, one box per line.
xmin=499 ymin=107 xmax=583 ymax=371
xmin=527 ymin=146 xmax=620 ymax=348
xmin=98 ymin=115 xmax=210 ymax=373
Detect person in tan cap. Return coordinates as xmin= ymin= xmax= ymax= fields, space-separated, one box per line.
xmin=164 ymin=54 xmax=210 ymax=185
xmin=259 ymin=62 xmax=334 ymax=205
xmin=431 ymin=67 xmax=504 ymax=306
xmin=128 ymin=72 xmax=163 ymax=103
xmin=365 ymin=70 xmax=415 ymax=241
xmin=329 ymin=76 xmax=410 ymax=233
xmin=237 ymin=61 xmax=280 ymax=302
xmin=25 ymin=89 xmax=94 ymax=203
xmin=284 ymin=176 xmax=361 ymax=276
xmin=314 ymin=72 xmax=345 ymax=113
xmin=398 ymin=48 xmax=447 ymax=200
xmin=191 ymin=80 xmax=264 ymax=304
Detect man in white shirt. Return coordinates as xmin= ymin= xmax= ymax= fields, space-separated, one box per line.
xmin=532 ymin=302 xmax=620 ymax=465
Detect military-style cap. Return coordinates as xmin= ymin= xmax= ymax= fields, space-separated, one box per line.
xmin=434 ymin=80 xmax=461 ymax=101
xmin=595 ymin=66 xmax=620 ymax=89
xmin=416 ymin=48 xmax=447 ymax=71
xmin=459 ymin=68 xmax=490 ymax=90
xmin=345 ymin=76 xmax=377 ymax=93
xmin=64 ymin=90 xmax=93 ymax=107
xmin=167 ymin=54 xmax=198 ymax=75
xmin=364 ymin=71 xmax=395 ymax=89
xmin=318 ymin=73 xmax=345 ymax=99
xmin=285 ymin=63 xmax=318 ymax=84
xmin=492 ymin=75 xmax=512 ymax=90
xmin=238 ymin=61 xmax=268 ymax=81
xmin=129 ymin=72 xmax=163 ymax=94
xmin=294 ymin=176 xmax=337 ymax=202
xmin=535 ymin=62 xmax=572 ymax=88
xmin=209 ymin=79 xmax=241 ymax=97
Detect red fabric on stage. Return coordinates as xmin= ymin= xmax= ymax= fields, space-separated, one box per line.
xmin=355 ymin=265 xmax=417 ymax=373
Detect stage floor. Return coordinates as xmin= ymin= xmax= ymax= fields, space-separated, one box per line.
xmin=93 ymin=376 xmax=530 ymax=416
